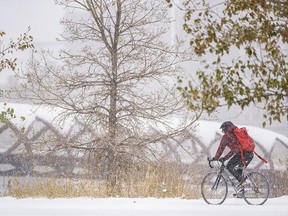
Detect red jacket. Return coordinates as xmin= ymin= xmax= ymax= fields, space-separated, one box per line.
xmin=214 ymin=125 xmax=242 ymax=160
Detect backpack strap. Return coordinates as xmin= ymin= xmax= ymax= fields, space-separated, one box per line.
xmin=239 ymin=148 xmax=268 ymax=168
xmin=254 ymin=151 xmax=268 ymax=164
xmin=239 ymin=148 xmax=247 ymax=168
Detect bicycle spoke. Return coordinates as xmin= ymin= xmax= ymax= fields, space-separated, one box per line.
xmin=243 ymin=172 xmax=269 ymax=205
xmin=201 ymin=172 xmax=228 ymax=205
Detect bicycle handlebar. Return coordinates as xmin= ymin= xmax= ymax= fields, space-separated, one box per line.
xmin=207 ymin=157 xmax=214 ymax=168
xmin=207 ymin=157 xmax=225 ymax=168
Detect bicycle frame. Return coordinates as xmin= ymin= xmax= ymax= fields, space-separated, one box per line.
xmin=209 ymin=159 xmax=247 ymax=194
xmin=213 ymin=164 xmax=237 ymax=192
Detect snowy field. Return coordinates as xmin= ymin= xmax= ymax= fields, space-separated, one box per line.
xmin=0 ymin=196 xmax=287 ymax=216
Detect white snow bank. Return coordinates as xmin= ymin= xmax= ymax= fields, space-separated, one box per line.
xmin=0 ymin=196 xmax=287 ymax=216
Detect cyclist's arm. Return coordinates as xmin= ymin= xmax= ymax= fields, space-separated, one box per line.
xmin=213 ymin=135 xmax=227 ymax=160
xmin=223 ymin=150 xmax=234 ymax=160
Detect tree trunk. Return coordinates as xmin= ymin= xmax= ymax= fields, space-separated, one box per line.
xmin=107 ymin=0 xmax=121 ymax=188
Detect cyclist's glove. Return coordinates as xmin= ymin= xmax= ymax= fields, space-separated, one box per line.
xmin=219 ymin=157 xmax=226 ymax=163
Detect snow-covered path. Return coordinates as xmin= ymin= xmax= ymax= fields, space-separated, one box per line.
xmin=0 ymin=196 xmax=287 ymax=216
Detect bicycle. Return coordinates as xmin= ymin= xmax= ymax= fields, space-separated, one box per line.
xmin=201 ymin=157 xmax=270 ymax=205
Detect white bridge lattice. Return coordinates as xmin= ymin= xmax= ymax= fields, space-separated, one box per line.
xmin=0 ymin=117 xmax=287 ymax=178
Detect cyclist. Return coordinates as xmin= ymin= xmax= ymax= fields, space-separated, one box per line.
xmin=212 ymin=121 xmax=254 ymax=185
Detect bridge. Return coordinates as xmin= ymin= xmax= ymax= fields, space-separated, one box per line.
xmin=0 ymin=117 xmax=287 ymax=178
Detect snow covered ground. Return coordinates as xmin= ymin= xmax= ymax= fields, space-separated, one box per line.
xmin=0 ymin=196 xmax=287 ymax=216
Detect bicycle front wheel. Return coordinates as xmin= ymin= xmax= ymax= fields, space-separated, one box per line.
xmin=201 ymin=171 xmax=228 ymax=205
xmin=243 ymin=172 xmax=270 ymax=205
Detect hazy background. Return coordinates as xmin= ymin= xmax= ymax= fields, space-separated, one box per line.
xmin=0 ymin=0 xmax=287 ymax=136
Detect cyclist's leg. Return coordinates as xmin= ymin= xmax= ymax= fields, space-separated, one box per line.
xmin=228 ymin=152 xmax=254 ymax=182
xmin=244 ymin=151 xmax=254 ymax=166
xmin=236 ymin=151 xmax=254 ymax=177
xmin=226 ymin=153 xmax=243 ymax=182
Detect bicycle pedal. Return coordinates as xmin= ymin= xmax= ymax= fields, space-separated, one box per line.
xmin=233 ymin=193 xmax=244 ymax=198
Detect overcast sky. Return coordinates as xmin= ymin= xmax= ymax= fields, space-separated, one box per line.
xmin=0 ymin=0 xmax=63 ymax=43
xmin=0 ymin=0 xmax=64 ymax=86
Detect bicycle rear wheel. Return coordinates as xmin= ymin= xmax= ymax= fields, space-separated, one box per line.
xmin=243 ymin=172 xmax=269 ymax=205
xmin=201 ymin=171 xmax=228 ymax=205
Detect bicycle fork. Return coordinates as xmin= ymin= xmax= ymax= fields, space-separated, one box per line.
xmin=212 ymin=175 xmax=221 ymax=190
xmin=212 ymin=166 xmax=225 ymax=190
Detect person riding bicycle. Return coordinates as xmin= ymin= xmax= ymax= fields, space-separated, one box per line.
xmin=212 ymin=121 xmax=254 ymax=184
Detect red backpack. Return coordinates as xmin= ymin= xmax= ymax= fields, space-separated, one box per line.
xmin=233 ymin=127 xmax=268 ymax=167
xmin=233 ymin=127 xmax=255 ymax=152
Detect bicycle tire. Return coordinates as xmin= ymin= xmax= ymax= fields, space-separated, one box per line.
xmin=243 ymin=172 xmax=269 ymax=205
xmin=201 ymin=171 xmax=228 ymax=205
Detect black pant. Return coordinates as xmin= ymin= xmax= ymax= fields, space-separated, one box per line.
xmin=226 ymin=151 xmax=254 ymax=182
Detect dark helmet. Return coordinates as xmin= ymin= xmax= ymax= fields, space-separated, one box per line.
xmin=220 ymin=121 xmax=233 ymax=133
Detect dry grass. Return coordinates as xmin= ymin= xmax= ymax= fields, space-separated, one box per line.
xmin=7 ymin=161 xmax=288 ymax=199
xmin=271 ymin=158 xmax=288 ymax=197
xmin=273 ymin=171 xmax=288 ymax=197
xmin=8 ymin=162 xmax=203 ymax=199
xmin=9 ymin=178 xmax=97 ymax=198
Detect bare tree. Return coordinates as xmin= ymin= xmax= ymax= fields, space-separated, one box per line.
xmin=13 ymin=0 xmax=196 ymax=186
